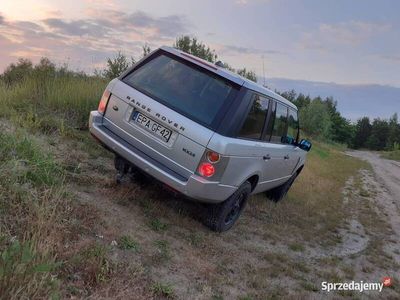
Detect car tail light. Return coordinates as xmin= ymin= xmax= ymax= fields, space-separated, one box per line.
xmin=98 ymin=90 xmax=111 ymax=114
xmin=198 ymin=162 xmax=215 ymax=177
xmin=196 ymin=149 xmax=228 ymax=180
xmin=206 ymin=151 xmax=220 ymax=163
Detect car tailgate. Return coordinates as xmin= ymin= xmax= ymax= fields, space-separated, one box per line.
xmin=104 ymin=80 xmax=214 ymax=180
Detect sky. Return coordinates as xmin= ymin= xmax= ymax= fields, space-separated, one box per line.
xmin=0 ymin=0 xmax=399 ymax=119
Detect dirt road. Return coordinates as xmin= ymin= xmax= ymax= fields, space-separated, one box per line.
xmin=347 ymin=151 xmax=400 ymax=204
xmin=346 ymin=151 xmax=400 ymax=265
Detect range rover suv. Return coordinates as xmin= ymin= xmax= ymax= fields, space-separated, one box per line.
xmin=89 ymin=46 xmax=311 ymax=232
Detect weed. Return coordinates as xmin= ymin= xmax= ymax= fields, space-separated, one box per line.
xmin=0 ymin=240 xmax=59 ymax=298
xmin=301 ymin=281 xmax=319 ymax=292
xmin=289 ymin=243 xmax=305 ymax=252
xmin=118 ymin=235 xmax=139 ymax=251
xmin=187 ymin=232 xmax=204 ymax=247
xmin=154 ymin=240 xmax=170 ymax=261
xmin=149 ymin=218 xmax=168 ymax=231
xmin=151 ymin=282 xmax=174 ymax=298
xmin=80 ymin=243 xmax=112 ymax=284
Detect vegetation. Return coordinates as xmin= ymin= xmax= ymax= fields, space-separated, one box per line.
xmin=118 ymin=235 xmax=139 ymax=251
xmin=0 ymin=58 xmax=106 ymax=131
xmin=277 ymin=90 xmax=400 ymax=151
xmin=381 ymin=149 xmax=400 ymax=161
xmin=173 ymin=35 xmax=218 ymax=63
xmin=0 ymin=130 xmax=66 ymax=298
xmin=151 ymin=282 xmax=175 ymax=298
xmin=103 ymin=51 xmax=134 ymax=79
xmin=174 ymin=35 xmax=258 ymax=82
xmin=352 ymin=114 xmax=400 ymax=151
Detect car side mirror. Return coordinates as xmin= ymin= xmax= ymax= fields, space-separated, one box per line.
xmin=298 ymin=139 xmax=312 ymax=152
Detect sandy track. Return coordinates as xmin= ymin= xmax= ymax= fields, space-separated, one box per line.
xmin=347 ymin=151 xmax=400 ymax=201
xmin=346 ymin=151 xmax=400 ymax=264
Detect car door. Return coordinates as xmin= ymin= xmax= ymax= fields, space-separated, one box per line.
xmin=262 ymin=101 xmax=294 ymax=182
xmin=236 ymin=94 xmax=274 ymax=188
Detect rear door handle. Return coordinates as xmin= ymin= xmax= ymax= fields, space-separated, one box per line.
xmin=284 ymin=154 xmax=290 ymax=160
xmin=263 ymin=154 xmax=271 ymax=161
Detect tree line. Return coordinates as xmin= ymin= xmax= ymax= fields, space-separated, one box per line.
xmin=1 ymin=35 xmax=398 ymax=151
xmin=276 ymin=90 xmax=400 ymax=150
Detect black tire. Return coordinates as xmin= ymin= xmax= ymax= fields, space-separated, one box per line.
xmin=265 ymin=172 xmax=298 ymax=202
xmin=204 ymin=181 xmax=251 ymax=232
xmin=114 ymin=156 xmax=130 ymax=173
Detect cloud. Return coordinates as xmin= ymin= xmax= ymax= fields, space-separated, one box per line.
xmin=43 ymin=18 xmax=107 ymax=37
xmin=320 ymin=21 xmax=390 ymax=44
xmin=0 ymin=10 xmax=191 ymax=72
xmin=299 ymin=21 xmax=391 ymax=50
xmin=127 ymin=11 xmax=189 ymax=38
xmin=221 ymin=44 xmax=283 ymax=55
xmin=380 ymin=54 xmax=400 ymax=63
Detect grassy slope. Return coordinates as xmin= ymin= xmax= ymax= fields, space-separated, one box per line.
xmin=1 ymin=75 xmax=399 ymax=298
xmin=381 ymin=150 xmax=400 ymax=161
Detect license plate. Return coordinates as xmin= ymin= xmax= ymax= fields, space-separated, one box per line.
xmin=132 ymin=111 xmax=172 ymax=142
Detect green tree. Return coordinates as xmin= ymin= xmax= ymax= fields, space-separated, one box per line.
xmin=353 ymin=117 xmax=372 ymax=149
xmin=367 ymin=118 xmax=390 ymax=150
xmin=174 ymin=36 xmax=218 ymax=63
xmin=279 ymin=89 xmax=297 ymax=102
xmin=1 ymin=58 xmax=33 ymax=85
xmin=237 ymin=68 xmax=257 ymax=82
xmin=142 ymin=43 xmax=151 ymax=58
xmin=221 ymin=62 xmax=235 ymax=72
xmin=293 ymin=93 xmax=311 ymax=110
xmin=322 ymin=96 xmax=354 ymax=145
xmin=276 ymin=90 xmax=311 ymax=110
xmin=299 ymin=98 xmax=332 ymax=139
xmin=387 ymin=113 xmax=400 ymax=150
xmin=103 ymin=51 xmax=134 ymax=79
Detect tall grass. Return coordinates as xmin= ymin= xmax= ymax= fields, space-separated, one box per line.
xmin=381 ymin=149 xmax=400 ymax=161
xmin=0 ymin=131 xmax=67 ymax=298
xmin=0 ymin=72 xmax=106 ymax=133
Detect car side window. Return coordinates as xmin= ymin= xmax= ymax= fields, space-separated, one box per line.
xmin=238 ymin=94 xmax=269 ymax=140
xmin=270 ymin=102 xmax=288 ymax=143
xmin=287 ymin=109 xmax=299 ymax=143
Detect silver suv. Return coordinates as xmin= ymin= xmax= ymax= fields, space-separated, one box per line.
xmin=89 ymin=46 xmax=311 ymax=232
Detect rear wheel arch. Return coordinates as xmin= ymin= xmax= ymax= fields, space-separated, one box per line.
xmin=246 ymin=174 xmax=259 ymax=192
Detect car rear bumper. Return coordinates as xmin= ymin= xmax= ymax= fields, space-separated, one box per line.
xmin=89 ymin=111 xmax=236 ymax=203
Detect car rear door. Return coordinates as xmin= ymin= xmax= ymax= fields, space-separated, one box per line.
xmin=235 ymin=94 xmax=285 ymax=190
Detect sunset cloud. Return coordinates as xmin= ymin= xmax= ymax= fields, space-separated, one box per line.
xmin=299 ymin=21 xmax=391 ymax=51
xmin=0 ymin=9 xmax=191 ymax=72
xmin=0 ymin=0 xmax=399 ymax=87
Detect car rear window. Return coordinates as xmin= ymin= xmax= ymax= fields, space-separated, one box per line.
xmin=123 ymin=53 xmax=238 ymax=127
